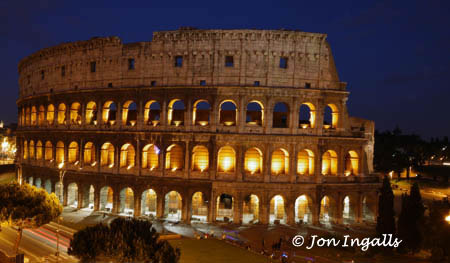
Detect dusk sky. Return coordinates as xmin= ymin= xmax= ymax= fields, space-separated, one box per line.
xmin=1 ymin=0 xmax=449 ymax=138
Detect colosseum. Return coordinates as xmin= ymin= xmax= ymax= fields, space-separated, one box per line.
xmin=16 ymin=28 xmax=380 ymax=226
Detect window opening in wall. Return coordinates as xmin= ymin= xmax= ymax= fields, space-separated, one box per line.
xmin=108 ymin=83 xmax=113 ymax=88
xmin=175 ymin=56 xmax=183 ymax=67
xmin=41 ymin=70 xmax=45 ymax=80
xmin=128 ymin=58 xmax=135 ymax=70
xmin=61 ymin=66 xmax=65 ymax=77
xmin=151 ymin=81 xmax=157 ymax=87
xmin=225 ymin=56 xmax=234 ymax=67
xmin=200 ymin=80 xmax=206 ymax=86
xmin=27 ymin=75 xmax=30 ymax=84
xmin=254 ymin=81 xmax=260 ymax=87
xmin=90 ymin=61 xmax=96 ymax=73
xmin=305 ymin=82 xmax=311 ymax=89
xmin=279 ymin=57 xmax=288 ymax=69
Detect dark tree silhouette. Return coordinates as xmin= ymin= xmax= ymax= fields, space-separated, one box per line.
xmin=376 ymin=176 xmax=396 ymax=237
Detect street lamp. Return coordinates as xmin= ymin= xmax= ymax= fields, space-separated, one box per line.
xmin=56 ymin=162 xmax=66 ymax=262
xmin=445 ymin=214 xmax=450 ymax=224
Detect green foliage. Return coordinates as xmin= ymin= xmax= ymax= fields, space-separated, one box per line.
xmin=68 ymin=217 xmax=180 ymax=263
xmin=423 ymin=200 xmax=450 ymax=262
xmin=376 ymin=176 xmax=396 ymax=237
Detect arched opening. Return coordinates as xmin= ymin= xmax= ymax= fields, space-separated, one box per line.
xmin=243 ymin=194 xmax=259 ymax=224
xmin=342 ymin=196 xmax=354 ymax=223
xmin=29 ymin=140 xmax=35 ymax=159
xmin=295 ymin=195 xmax=312 ymax=224
xmin=20 ymin=108 xmax=24 ymax=126
xmin=216 ymin=194 xmax=233 ymax=222
xmin=144 ymin=100 xmax=161 ymax=126
xmin=102 ymin=101 xmax=117 ymax=125
xmin=38 ymin=105 xmax=45 ymax=126
xmin=344 ymin=151 xmax=359 ymax=176
xmin=100 ymin=186 xmax=113 ymax=212
xmin=36 ymin=141 xmax=43 ymax=160
xmin=82 ymin=185 xmax=95 ymax=209
xmin=35 ymin=178 xmax=42 ymax=188
xmin=270 ymin=195 xmax=286 ymax=224
xmin=191 ymin=192 xmax=208 ymax=222
xmin=324 ymin=104 xmax=338 ymax=129
xmin=122 ymin=100 xmax=137 ymax=126
xmin=272 ymin=102 xmax=288 ymax=128
xmin=47 ymin=104 xmax=55 ymax=125
xmin=217 ymin=146 xmax=236 ymax=172
xmin=142 ymin=144 xmax=159 ymax=170
xmin=68 ymin=141 xmax=79 ymax=165
xmin=23 ymin=141 xmax=28 ymax=159
xmin=192 ymin=145 xmax=209 ymax=172
xmin=100 ymin=142 xmax=115 ymax=167
xmin=83 ymin=142 xmax=96 ymax=166
xmin=70 ymin=102 xmax=82 ymax=125
xmin=193 ymin=100 xmax=211 ymax=126
xmin=44 ymin=179 xmax=52 ymax=194
xmin=27 ymin=176 xmax=33 ymax=185
xmin=55 ymin=181 xmax=63 ymax=203
xmin=297 ymin=149 xmax=315 ymax=175
xmin=67 ymin=182 xmax=78 ymax=207
xmin=25 ymin=107 xmax=30 ymax=126
xmin=165 ymin=144 xmax=183 ymax=171
xmin=31 ymin=106 xmax=37 ymax=125
xmin=320 ymin=195 xmax=336 ymax=225
xmin=57 ymin=103 xmax=66 ymax=125
xmin=45 ymin=141 xmax=53 ymax=161
xmin=362 ymin=196 xmax=376 ymax=222
xmin=168 ymin=99 xmax=185 ymax=126
xmin=271 ymin=148 xmax=289 ymax=175
xmin=164 ymin=191 xmax=182 ymax=221
xmin=246 ymin=101 xmax=263 ymax=126
xmin=141 ymin=189 xmax=157 ymax=218
xmin=120 ymin=143 xmax=135 ymax=169
xmin=85 ymin=101 xmax=97 ymax=125
xmin=119 ymin=187 xmax=134 ymax=215
xmin=299 ymin=103 xmax=316 ymax=128
xmin=219 ymin=100 xmax=237 ymax=126
xmin=244 ymin=147 xmax=263 ymax=174
xmin=322 ymin=150 xmax=338 ymax=176
xmin=56 ymin=141 xmax=65 ymax=164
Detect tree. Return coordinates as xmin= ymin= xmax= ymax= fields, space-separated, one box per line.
xmin=68 ymin=217 xmax=180 ymax=263
xmin=376 ymin=176 xmax=396 ymax=237
xmin=396 ymin=193 xmax=410 ymax=253
xmin=0 ymin=182 xmax=62 ymax=255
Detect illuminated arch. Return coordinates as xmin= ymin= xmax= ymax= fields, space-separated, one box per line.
xmin=68 ymin=141 xmax=79 ymax=164
xmin=295 ymin=194 xmax=313 ymax=224
xmin=44 ymin=141 xmax=53 ymax=161
xmin=324 ymin=104 xmax=338 ymax=129
xmin=299 ymin=103 xmax=316 ymax=128
xmin=36 ymin=140 xmax=43 ymax=160
xmin=193 ymin=100 xmax=211 ymax=126
xmin=320 ymin=195 xmax=337 ymax=224
xmin=217 ymin=146 xmax=236 ymax=172
xmin=271 ymin=148 xmax=289 ymax=175
xmin=246 ymin=101 xmax=264 ymax=126
xmin=85 ymin=101 xmax=97 ymax=125
xmin=31 ymin=106 xmax=37 ymax=125
xmin=22 ymin=140 xmax=28 ymax=159
xmin=270 ymin=195 xmax=286 ymax=224
xmin=165 ymin=144 xmax=184 ymax=171
xmin=297 ymin=149 xmax=315 ymax=175
xmin=25 ymin=107 xmax=30 ymax=126
xmin=272 ymin=102 xmax=289 ymax=128
xmin=121 ymin=100 xmax=137 ymax=126
xmin=120 ymin=143 xmax=135 ymax=168
xmin=244 ymin=147 xmax=263 ymax=174
xmin=38 ymin=105 xmax=45 ymax=125
xmin=192 ymin=145 xmax=209 ymax=172
xmin=142 ymin=144 xmax=159 ymax=170
xmin=47 ymin=104 xmax=55 ymax=125
xmin=216 ymin=194 xmax=234 ymax=222
xmin=56 ymin=141 xmax=65 ymax=164
xmin=141 ymin=189 xmax=157 ymax=217
xmin=67 ymin=182 xmax=78 ymax=207
xmin=191 ymin=192 xmax=208 ymax=222
xmin=164 ymin=191 xmax=182 ymax=220
xmin=119 ymin=187 xmax=134 ymax=215
xmin=57 ymin=103 xmax=66 ymax=125
xmin=243 ymin=194 xmax=259 ymax=224
xmin=219 ymin=100 xmax=237 ymax=126
xmin=70 ymin=102 xmax=81 ymax=125
xmin=322 ymin=150 xmax=338 ymax=176
xmin=100 ymin=142 xmax=115 ymax=167
xmin=167 ymin=99 xmax=185 ymax=126
xmin=99 ymin=186 xmax=114 ymax=211
xmin=83 ymin=142 xmax=96 ymax=165
xmin=345 ymin=150 xmax=359 ymax=176
xmin=102 ymin=101 xmax=117 ymax=124
xmin=144 ymin=100 xmax=161 ymax=126
xmin=29 ymin=140 xmax=35 ymax=159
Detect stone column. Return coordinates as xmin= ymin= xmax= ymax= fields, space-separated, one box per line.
xmin=185 ymin=98 xmax=192 ymax=128
xmin=112 ymin=188 xmax=120 ymax=214
xmin=355 ymin=193 xmax=363 ymax=223
xmin=233 ymin=192 xmax=242 ymax=224
xmin=94 ymin=186 xmax=100 ymax=211
xmin=182 ymin=193 xmax=191 ymax=223
xmin=264 ymin=146 xmax=271 ymax=182
xmin=208 ymin=191 xmax=216 ymax=223
xmin=77 ymin=188 xmax=83 ymax=209
xmin=63 ymin=183 xmax=68 ymax=206
xmin=184 ymin=141 xmax=190 ymax=179
xmin=236 ymin=145 xmax=243 ymax=182
xmin=156 ymin=189 xmax=164 ymax=219
xmin=290 ymin=144 xmax=297 ymax=183
xmin=259 ymin=195 xmax=269 ymax=225
xmin=335 ymin=194 xmax=343 ymax=224
xmin=286 ymin=198 xmax=295 ymax=226
xmin=338 ymin=147 xmax=344 ymax=177
xmin=238 ymin=96 xmax=246 ymax=133
xmin=134 ymin=192 xmax=142 ymax=217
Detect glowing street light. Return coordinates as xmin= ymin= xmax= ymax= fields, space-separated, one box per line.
xmin=445 ymin=214 xmax=450 ymax=224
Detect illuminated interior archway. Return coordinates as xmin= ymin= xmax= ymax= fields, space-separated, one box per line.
xmin=217 ymin=146 xmax=236 ymax=172
xmin=193 ymin=100 xmax=211 ymax=126
xmin=271 ymin=148 xmax=289 ymax=175
xmin=272 ymin=102 xmax=289 ymax=128
xmin=165 ymin=144 xmax=184 ymax=171
xmin=164 ymin=191 xmax=182 ymax=221
xmin=144 ymin=100 xmax=161 ymax=126
xmin=141 ymin=189 xmax=157 ymax=217
xmin=70 ymin=102 xmax=81 ymax=125
xmin=324 ymin=104 xmax=338 ymax=129
xmin=219 ymin=100 xmax=237 ymax=126
xmin=67 ymin=182 xmax=78 ymax=207
xmin=216 ymin=194 xmax=234 ymax=222
xmin=27 ymin=176 xmax=33 ymax=185
xmin=102 ymin=101 xmax=117 ymax=125
xmin=44 ymin=179 xmax=52 ymax=194
xmin=320 ymin=195 xmax=336 ymax=225
xmin=44 ymin=141 xmax=53 ymax=161
xmin=36 ymin=141 xmax=43 ymax=160
xmin=31 ymin=106 xmax=37 ymax=125
xmin=270 ymin=195 xmax=286 ymax=224
xmin=322 ymin=150 xmax=338 ymax=176
xmin=100 ymin=142 xmax=115 ymax=167
xmin=295 ymin=195 xmax=312 ymax=224
xmin=142 ymin=144 xmax=159 ymax=170
xmin=25 ymin=107 xmax=30 ymax=126
xmin=362 ymin=195 xmax=376 ymax=222
xmin=167 ymin=99 xmax=185 ymax=126
xmin=122 ymin=100 xmax=137 ymax=126
xmin=246 ymin=101 xmax=264 ymax=126
xmin=57 ymin=103 xmax=66 ymax=125
xmin=56 ymin=141 xmax=65 ymax=164
xmin=20 ymin=108 xmax=24 ymax=126
xmin=46 ymin=104 xmax=55 ymax=125
xmin=342 ymin=196 xmax=354 ymax=223
xmin=299 ymin=103 xmax=316 ymax=128
xmin=191 ymin=192 xmax=208 ymax=222
xmin=120 ymin=143 xmax=135 ymax=169
xmin=244 ymin=147 xmax=263 ymax=174
xmin=23 ymin=140 xmax=28 ymax=159
xmin=81 ymin=185 xmax=95 ymax=209
xmin=192 ymin=145 xmax=209 ymax=172
xmin=344 ymin=151 xmax=359 ymax=176
xmin=38 ymin=105 xmax=45 ymax=126
xmin=119 ymin=187 xmax=134 ymax=215
xmin=100 ymin=186 xmax=113 ymax=212
xmin=34 ymin=178 xmax=42 ymax=188
xmin=68 ymin=141 xmax=79 ymax=164
xmin=85 ymin=101 xmax=97 ymax=125
xmin=83 ymin=142 xmax=96 ymax=166
xmin=29 ymin=140 xmax=35 ymax=159
xmin=297 ymin=149 xmax=315 ymax=175
xmin=243 ymin=194 xmax=259 ymax=224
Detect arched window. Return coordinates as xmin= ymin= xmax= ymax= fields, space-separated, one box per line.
xmin=36 ymin=141 xmax=43 ymax=160
xmin=144 ymin=101 xmax=161 ymax=126
xmin=324 ymin=104 xmax=338 ymax=129
xmin=25 ymin=107 xmax=30 ymax=126
xmin=120 ymin=143 xmax=135 ymax=168
xmin=193 ymin=100 xmax=211 ymax=126
xmin=246 ymin=101 xmax=263 ymax=126
xmin=271 ymin=148 xmax=289 ymax=175
xmin=142 ymin=144 xmax=159 ymax=170
xmin=344 ymin=151 xmax=359 ymax=176
xmin=47 ymin=104 xmax=55 ymax=125
xmin=38 ymin=105 xmax=45 ymax=126
xmin=56 ymin=141 xmax=65 ymax=164
xmin=192 ymin=145 xmax=209 ymax=172
xmin=297 ymin=149 xmax=315 ymax=175
xmin=217 ymin=146 xmax=236 ymax=172
xmin=23 ymin=140 xmax=28 ymax=159
xmin=44 ymin=141 xmax=53 ymax=161
xmin=70 ymin=102 xmax=82 ymax=125
xmin=68 ymin=141 xmax=79 ymax=164
xmin=165 ymin=144 xmax=184 ymax=171
xmin=245 ymin=147 xmax=263 ymax=174
xmin=299 ymin=103 xmax=316 ymax=128
xmin=85 ymin=101 xmax=97 ymax=125
xmin=122 ymin=101 xmax=137 ymax=126
xmin=20 ymin=108 xmax=24 ymax=126
xmin=102 ymin=101 xmax=117 ymax=125
xmin=100 ymin=142 xmax=115 ymax=167
xmin=322 ymin=150 xmax=338 ymax=175
xmin=83 ymin=142 xmax=96 ymax=165
xmin=272 ymin=102 xmax=288 ymax=128
xmin=167 ymin=99 xmax=185 ymax=126
xmin=29 ymin=140 xmax=35 ymax=159
xmin=31 ymin=106 xmax=37 ymax=125
xmin=219 ymin=100 xmax=237 ymax=126
xmin=57 ymin=103 xmax=66 ymax=125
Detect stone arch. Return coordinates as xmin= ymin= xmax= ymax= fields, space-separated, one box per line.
xmin=271 ymin=148 xmax=289 ymax=175
xmin=193 ymin=100 xmax=211 ymax=126
xmin=85 ymin=101 xmax=97 ymax=125
xmin=56 ymin=141 xmax=65 ymax=164
xmin=25 ymin=107 xmax=30 ymax=126
xmin=100 ymin=142 xmax=115 ymax=167
xmin=164 ymin=190 xmax=182 ymax=221
xmin=272 ymin=102 xmax=289 ymax=128
xmin=217 ymin=146 xmax=236 ymax=173
xmin=31 ymin=106 xmax=37 ymax=125
xmin=320 ymin=195 xmax=337 ymax=225
xmin=269 ymin=194 xmax=286 ymax=224
xmin=362 ymin=194 xmax=377 ymax=222
xmin=191 ymin=191 xmax=208 ymax=222
xmin=141 ymin=189 xmax=157 ymax=218
xmin=165 ymin=144 xmax=184 ymax=171
xmin=297 ymin=149 xmax=315 ymax=175
xmin=44 ymin=141 xmax=53 ymax=161
xmin=219 ymin=100 xmax=237 ymax=126
xmin=244 ymin=147 xmax=263 ymax=174
xmin=47 ymin=104 xmax=55 ymax=125
xmin=167 ymin=99 xmax=185 ymax=126
xmin=322 ymin=150 xmax=338 ymax=176
xmin=38 ymin=105 xmax=45 ymax=125
xmin=81 ymin=184 xmax=95 ymax=209
xmin=120 ymin=143 xmax=135 ymax=168
xmin=192 ymin=145 xmax=209 ymax=172
xmin=295 ymin=194 xmax=313 ymax=224
xmin=144 ymin=100 xmax=161 ymax=126
xmin=99 ymin=186 xmax=114 ymax=212
xmin=142 ymin=144 xmax=160 ymax=170
xmin=83 ymin=142 xmax=96 ymax=165
xmin=34 ymin=177 xmax=42 ymax=188
xmin=68 ymin=141 xmax=79 ymax=164
xmin=121 ymin=100 xmax=137 ymax=126
xmin=27 ymin=176 xmax=33 ymax=185
xmin=44 ymin=179 xmax=52 ymax=194
xmin=67 ymin=182 xmax=78 ymax=207
xmin=342 ymin=195 xmax=356 ymax=223
xmin=119 ymin=187 xmax=134 ymax=215
xmin=57 ymin=103 xmax=66 ymax=125
xmin=29 ymin=140 xmax=35 ymax=159
xmin=243 ymin=194 xmax=260 ymax=224
xmin=70 ymin=102 xmax=82 ymax=125
xmin=324 ymin=104 xmax=338 ymax=129
xmin=23 ymin=140 xmax=28 ymax=159
xmin=216 ymin=193 xmax=234 ymax=222
xmin=345 ymin=150 xmax=359 ymax=176
xmin=246 ymin=101 xmax=264 ymax=126
xmin=102 ymin=101 xmax=117 ymax=124
xmin=36 ymin=140 xmax=43 ymax=160
xmin=299 ymin=103 xmax=316 ymax=128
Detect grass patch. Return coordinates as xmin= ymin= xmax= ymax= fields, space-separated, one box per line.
xmin=168 ymin=238 xmax=270 ymax=263
xmin=0 ymin=172 xmax=15 ymax=184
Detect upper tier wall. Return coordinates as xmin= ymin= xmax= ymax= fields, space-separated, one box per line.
xmin=18 ymin=29 xmax=344 ymax=99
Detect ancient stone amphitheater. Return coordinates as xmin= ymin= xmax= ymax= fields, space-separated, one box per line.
xmin=16 ymin=28 xmax=379 ymax=226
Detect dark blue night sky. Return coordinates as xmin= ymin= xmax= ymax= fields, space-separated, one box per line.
xmin=1 ymin=0 xmax=449 ymax=138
